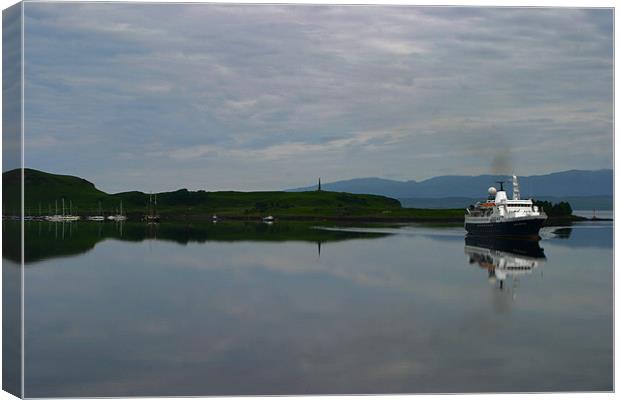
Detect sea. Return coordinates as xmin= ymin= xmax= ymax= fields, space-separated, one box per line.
xmin=572 ymin=209 xmax=614 ymax=220
xmin=3 ymin=218 xmax=613 ymax=396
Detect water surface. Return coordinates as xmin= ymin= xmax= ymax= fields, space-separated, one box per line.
xmin=5 ymin=220 xmax=613 ymax=396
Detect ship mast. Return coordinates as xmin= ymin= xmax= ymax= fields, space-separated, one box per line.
xmin=512 ymin=175 xmax=520 ymax=200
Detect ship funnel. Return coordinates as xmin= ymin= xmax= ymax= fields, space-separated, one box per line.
xmin=512 ymin=175 xmax=520 ymax=200
xmin=494 ymin=181 xmax=508 ymax=203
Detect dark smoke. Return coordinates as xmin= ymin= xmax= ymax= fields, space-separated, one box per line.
xmin=491 ymin=150 xmax=513 ymax=176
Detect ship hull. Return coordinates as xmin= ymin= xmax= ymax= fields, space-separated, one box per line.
xmin=465 ymin=217 xmax=545 ymax=238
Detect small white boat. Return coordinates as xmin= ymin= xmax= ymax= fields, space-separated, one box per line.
xmin=262 ymin=215 xmax=275 ymax=222
xmin=143 ymin=193 xmax=160 ymax=223
xmin=45 ymin=199 xmax=81 ymax=222
xmin=108 ymin=200 xmax=127 ymax=221
xmin=46 ymin=215 xmax=80 ymax=222
xmin=87 ymin=202 xmax=105 ymax=221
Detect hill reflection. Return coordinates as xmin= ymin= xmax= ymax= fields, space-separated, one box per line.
xmin=3 ymin=220 xmax=389 ymax=264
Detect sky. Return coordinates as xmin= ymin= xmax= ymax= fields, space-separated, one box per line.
xmin=19 ymin=3 xmax=613 ymax=193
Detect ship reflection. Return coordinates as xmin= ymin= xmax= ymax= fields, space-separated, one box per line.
xmin=464 ymin=236 xmax=546 ymax=292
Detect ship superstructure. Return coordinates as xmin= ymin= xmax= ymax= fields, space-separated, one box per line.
xmin=464 ymin=175 xmax=547 ymax=237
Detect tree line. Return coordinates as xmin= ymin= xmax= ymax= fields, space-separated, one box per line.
xmin=533 ymin=200 xmax=573 ymax=217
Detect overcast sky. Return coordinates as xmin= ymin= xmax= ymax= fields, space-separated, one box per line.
xmin=22 ymin=3 xmax=612 ymax=193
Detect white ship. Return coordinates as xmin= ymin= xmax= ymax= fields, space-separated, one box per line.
xmin=464 ymin=175 xmax=547 ymax=237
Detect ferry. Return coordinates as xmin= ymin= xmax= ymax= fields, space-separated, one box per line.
xmin=464 ymin=175 xmax=547 ymax=237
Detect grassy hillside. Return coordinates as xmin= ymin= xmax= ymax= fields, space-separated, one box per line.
xmin=4 ymin=168 xmax=463 ymax=220
xmin=4 ymin=168 xmax=108 ymax=215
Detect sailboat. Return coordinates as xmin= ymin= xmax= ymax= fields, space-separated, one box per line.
xmin=44 ymin=200 xmax=60 ymax=222
xmin=65 ymin=200 xmax=81 ymax=221
xmin=87 ymin=201 xmax=105 ymax=221
xmin=144 ymin=193 xmax=160 ymax=223
xmin=46 ymin=198 xmax=80 ymax=222
xmin=107 ymin=200 xmax=127 ymax=221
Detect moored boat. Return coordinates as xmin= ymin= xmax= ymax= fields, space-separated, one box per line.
xmin=87 ymin=201 xmax=105 ymax=221
xmin=144 ymin=193 xmax=160 ymax=223
xmin=108 ymin=200 xmax=127 ymax=221
xmin=45 ymin=198 xmax=81 ymax=222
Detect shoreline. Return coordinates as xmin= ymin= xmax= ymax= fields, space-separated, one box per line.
xmin=11 ymin=213 xmax=610 ymax=226
xmin=66 ymin=213 xmax=611 ymax=225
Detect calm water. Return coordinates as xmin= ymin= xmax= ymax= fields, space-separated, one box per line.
xmin=4 ymin=219 xmax=613 ymax=396
xmin=573 ymin=209 xmax=614 ymax=220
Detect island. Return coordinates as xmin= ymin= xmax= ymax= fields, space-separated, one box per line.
xmin=3 ymin=168 xmax=584 ymax=224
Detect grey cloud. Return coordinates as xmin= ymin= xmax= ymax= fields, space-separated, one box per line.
xmin=22 ymin=4 xmax=612 ymax=192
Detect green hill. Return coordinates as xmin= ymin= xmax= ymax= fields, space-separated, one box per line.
xmin=3 ymin=168 xmax=463 ymax=220
xmin=4 ymin=168 xmax=107 ymax=215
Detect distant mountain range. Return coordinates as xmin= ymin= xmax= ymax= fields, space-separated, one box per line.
xmin=290 ymin=169 xmax=613 ymax=208
xmin=398 ymin=196 xmax=613 ymax=210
